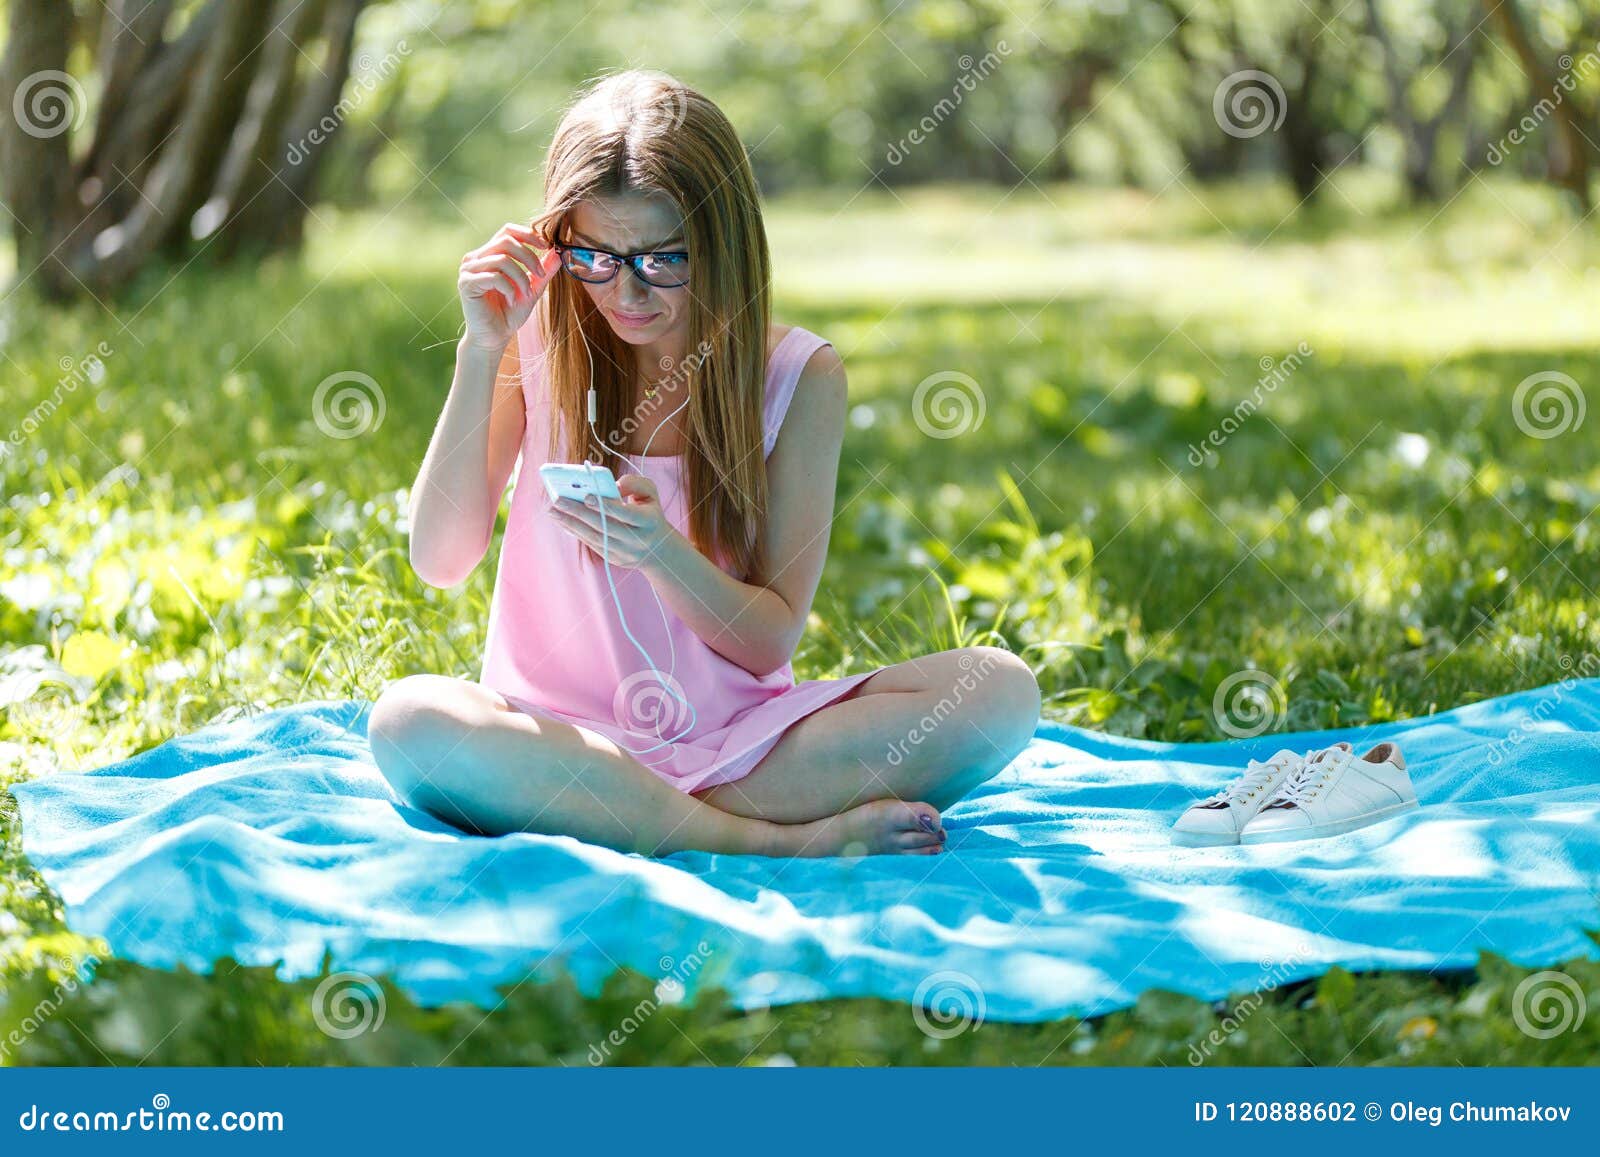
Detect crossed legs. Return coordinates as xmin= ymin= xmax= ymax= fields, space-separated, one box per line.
xmin=367 ymin=646 xmax=1040 ymax=857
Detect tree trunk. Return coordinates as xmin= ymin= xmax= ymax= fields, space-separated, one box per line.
xmin=205 ymin=0 xmax=330 ymax=256
xmin=270 ymin=0 xmax=369 ymax=254
xmin=1365 ymin=0 xmax=1477 ymax=201
xmin=79 ymin=1 xmax=223 ymax=241
xmin=1488 ymin=0 xmax=1593 ymax=210
xmin=1 ymin=0 xmax=78 ymax=299
xmin=1 ymin=0 xmax=370 ymax=301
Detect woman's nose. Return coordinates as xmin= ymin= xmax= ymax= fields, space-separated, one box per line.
xmin=615 ymin=273 xmax=652 ymax=307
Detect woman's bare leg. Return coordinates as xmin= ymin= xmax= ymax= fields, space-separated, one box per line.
xmin=695 ymin=646 xmax=1040 ymax=823
xmin=366 ymin=674 xmax=945 ymax=857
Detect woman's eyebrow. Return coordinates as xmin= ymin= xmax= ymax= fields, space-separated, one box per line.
xmin=569 ymin=228 xmax=685 ymax=251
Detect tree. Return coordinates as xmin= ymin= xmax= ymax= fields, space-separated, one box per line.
xmin=1485 ymin=0 xmax=1596 ymax=210
xmin=1363 ymin=0 xmax=1478 ymax=202
xmin=0 ymin=0 xmax=370 ymax=301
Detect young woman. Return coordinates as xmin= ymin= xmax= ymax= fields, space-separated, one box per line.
xmin=368 ymin=71 xmax=1040 ymax=858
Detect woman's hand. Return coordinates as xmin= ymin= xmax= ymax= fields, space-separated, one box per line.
xmin=458 ymin=222 xmax=561 ymax=352
xmin=547 ymin=474 xmax=684 ymax=571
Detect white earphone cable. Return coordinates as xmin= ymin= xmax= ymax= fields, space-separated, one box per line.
xmin=575 ymin=313 xmax=696 ymax=755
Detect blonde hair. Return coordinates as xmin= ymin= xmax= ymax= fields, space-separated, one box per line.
xmin=530 ymin=70 xmax=772 ymax=580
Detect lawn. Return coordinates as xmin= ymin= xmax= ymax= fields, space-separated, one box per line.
xmin=2 ymin=174 xmax=1597 ymax=1064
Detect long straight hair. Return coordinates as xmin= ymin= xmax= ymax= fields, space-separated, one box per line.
xmin=530 ymin=70 xmax=772 ymax=580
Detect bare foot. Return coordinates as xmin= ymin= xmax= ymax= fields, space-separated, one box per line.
xmin=769 ymin=799 xmax=946 ymax=857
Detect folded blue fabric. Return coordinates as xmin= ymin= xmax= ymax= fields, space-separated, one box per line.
xmin=12 ymin=681 xmax=1600 ymax=1021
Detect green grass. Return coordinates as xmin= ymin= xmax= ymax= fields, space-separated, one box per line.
xmin=2 ymin=173 xmax=1598 ymax=1064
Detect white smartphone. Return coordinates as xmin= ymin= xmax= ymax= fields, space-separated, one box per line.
xmin=539 ymin=462 xmax=622 ymax=504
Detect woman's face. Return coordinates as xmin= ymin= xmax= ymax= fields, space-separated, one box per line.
xmin=561 ymin=191 xmax=689 ymax=348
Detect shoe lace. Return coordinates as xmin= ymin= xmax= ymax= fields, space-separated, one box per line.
xmin=1205 ymin=751 xmax=1299 ymax=806
xmin=1269 ymin=747 xmax=1348 ymax=807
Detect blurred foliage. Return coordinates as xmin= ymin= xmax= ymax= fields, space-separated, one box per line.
xmin=321 ymin=0 xmax=1600 ymax=209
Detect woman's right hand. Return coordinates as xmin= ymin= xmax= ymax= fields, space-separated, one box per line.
xmin=458 ymin=222 xmax=562 ymax=352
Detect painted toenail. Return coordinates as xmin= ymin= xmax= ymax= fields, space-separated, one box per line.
xmin=918 ymin=814 xmax=936 ymax=833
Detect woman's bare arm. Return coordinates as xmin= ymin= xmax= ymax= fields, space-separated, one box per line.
xmin=406 ymin=339 xmax=525 ymax=588
xmin=639 ymin=344 xmax=849 ymax=674
xmin=408 ymin=221 xmax=555 ymax=588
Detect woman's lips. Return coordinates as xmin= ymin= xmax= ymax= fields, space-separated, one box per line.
xmin=611 ymin=309 xmax=660 ymax=327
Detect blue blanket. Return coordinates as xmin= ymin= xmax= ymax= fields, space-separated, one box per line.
xmin=12 ymin=681 xmax=1600 ymax=1021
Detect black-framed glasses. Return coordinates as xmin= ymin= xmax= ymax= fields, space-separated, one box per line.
xmin=552 ymin=242 xmax=691 ymax=288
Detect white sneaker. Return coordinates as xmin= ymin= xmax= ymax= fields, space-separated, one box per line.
xmin=1171 ymin=743 xmax=1351 ymax=847
xmin=1239 ymin=741 xmax=1417 ymax=844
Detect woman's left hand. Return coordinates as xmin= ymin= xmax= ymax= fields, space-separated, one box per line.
xmin=547 ymin=473 xmax=682 ymax=570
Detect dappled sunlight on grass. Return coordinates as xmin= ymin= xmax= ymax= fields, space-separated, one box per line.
xmin=3 ymin=178 xmax=1598 ymax=1063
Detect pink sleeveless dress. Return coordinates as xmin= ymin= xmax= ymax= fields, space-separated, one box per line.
xmin=478 ymin=311 xmax=883 ymax=793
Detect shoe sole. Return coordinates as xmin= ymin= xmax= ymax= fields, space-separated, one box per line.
xmin=1170 ymin=828 xmax=1241 ymax=848
xmin=1239 ymin=798 xmax=1419 ymax=845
